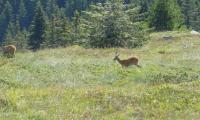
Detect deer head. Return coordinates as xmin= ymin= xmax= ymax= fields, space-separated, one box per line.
xmin=113 ymin=49 xmax=120 ymax=61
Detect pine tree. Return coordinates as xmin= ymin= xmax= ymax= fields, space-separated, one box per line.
xmin=15 ymin=29 xmax=29 ymax=49
xmin=46 ymin=0 xmax=60 ymax=18
xmin=73 ymin=10 xmax=81 ymax=33
xmin=55 ymin=17 xmax=73 ymax=47
xmin=0 ymin=1 xmax=13 ymax=41
xmin=47 ymin=0 xmax=57 ymax=47
xmin=4 ymin=22 xmax=15 ymax=45
xmin=4 ymin=17 xmax=21 ymax=45
xmin=83 ymin=1 xmax=147 ymax=48
xmin=71 ymin=10 xmax=89 ymax=46
xmin=19 ymin=0 xmax=27 ymax=28
xmin=149 ymin=0 xmax=184 ymax=31
xmin=28 ymin=1 xmax=46 ymax=51
xmin=4 ymin=1 xmax=13 ymax=22
xmin=190 ymin=0 xmax=200 ymax=31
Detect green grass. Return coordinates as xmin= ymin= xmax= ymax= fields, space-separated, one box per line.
xmin=0 ymin=31 xmax=200 ymax=119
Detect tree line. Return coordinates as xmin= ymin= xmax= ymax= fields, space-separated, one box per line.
xmin=0 ymin=0 xmax=199 ymax=50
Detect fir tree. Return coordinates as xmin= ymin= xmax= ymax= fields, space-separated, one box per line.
xmin=15 ymin=29 xmax=29 ymax=49
xmin=56 ymin=17 xmax=73 ymax=47
xmin=0 ymin=1 xmax=13 ymax=41
xmin=190 ymin=0 xmax=200 ymax=31
xmin=4 ymin=1 xmax=13 ymax=22
xmin=19 ymin=0 xmax=27 ymax=28
xmin=28 ymin=1 xmax=46 ymax=51
xmin=83 ymin=1 xmax=147 ymax=48
xmin=149 ymin=0 xmax=184 ymax=31
xmin=4 ymin=21 xmax=15 ymax=45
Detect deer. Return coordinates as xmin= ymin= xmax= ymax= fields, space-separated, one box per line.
xmin=113 ymin=50 xmax=141 ymax=68
xmin=2 ymin=45 xmax=16 ymax=58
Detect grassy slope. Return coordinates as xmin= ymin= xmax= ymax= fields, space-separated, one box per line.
xmin=0 ymin=31 xmax=200 ymax=120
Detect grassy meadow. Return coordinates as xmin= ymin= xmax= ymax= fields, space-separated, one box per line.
xmin=0 ymin=31 xmax=200 ymax=120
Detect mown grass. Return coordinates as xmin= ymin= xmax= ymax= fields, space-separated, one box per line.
xmin=0 ymin=31 xmax=200 ymax=119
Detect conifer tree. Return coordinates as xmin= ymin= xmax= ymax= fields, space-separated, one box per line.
xmin=28 ymin=1 xmax=46 ymax=51
xmin=46 ymin=0 xmax=57 ymax=47
xmin=4 ymin=21 xmax=15 ymax=45
xmin=55 ymin=17 xmax=73 ymax=47
xmin=190 ymin=0 xmax=200 ymax=31
xmin=0 ymin=1 xmax=14 ymax=42
xmin=15 ymin=29 xmax=29 ymax=49
xmin=19 ymin=0 xmax=27 ymax=28
xmin=83 ymin=1 xmax=147 ymax=48
xmin=71 ymin=10 xmax=89 ymax=45
xmin=149 ymin=0 xmax=184 ymax=31
xmin=4 ymin=1 xmax=13 ymax=22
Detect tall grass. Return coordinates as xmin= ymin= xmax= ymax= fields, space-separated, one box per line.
xmin=0 ymin=32 xmax=200 ymax=119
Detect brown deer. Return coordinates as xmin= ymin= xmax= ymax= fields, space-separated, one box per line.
xmin=2 ymin=45 xmax=16 ymax=58
xmin=113 ymin=51 xmax=141 ymax=68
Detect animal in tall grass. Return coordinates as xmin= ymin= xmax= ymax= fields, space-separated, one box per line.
xmin=113 ymin=50 xmax=141 ymax=68
xmin=2 ymin=45 xmax=16 ymax=58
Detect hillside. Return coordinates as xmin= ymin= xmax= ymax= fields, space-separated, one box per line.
xmin=0 ymin=31 xmax=200 ymax=119
xmin=1 ymin=0 xmax=199 ymax=45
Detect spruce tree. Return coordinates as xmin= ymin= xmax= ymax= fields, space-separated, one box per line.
xmin=73 ymin=10 xmax=81 ymax=33
xmin=28 ymin=1 xmax=46 ymax=51
xmin=71 ymin=10 xmax=90 ymax=46
xmin=149 ymin=0 xmax=184 ymax=31
xmin=0 ymin=1 xmax=13 ymax=41
xmin=4 ymin=1 xmax=13 ymax=22
xmin=54 ymin=17 xmax=72 ymax=47
xmin=46 ymin=0 xmax=60 ymax=18
xmin=19 ymin=0 xmax=27 ymax=28
xmin=190 ymin=0 xmax=200 ymax=31
xmin=83 ymin=1 xmax=147 ymax=48
xmin=47 ymin=0 xmax=57 ymax=47
xmin=15 ymin=29 xmax=29 ymax=49
xmin=4 ymin=21 xmax=15 ymax=45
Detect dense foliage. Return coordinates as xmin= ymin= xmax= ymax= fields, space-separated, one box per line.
xmin=149 ymin=0 xmax=184 ymax=31
xmin=28 ymin=1 xmax=46 ymax=51
xmin=0 ymin=0 xmax=199 ymax=50
xmin=82 ymin=2 xmax=147 ymax=48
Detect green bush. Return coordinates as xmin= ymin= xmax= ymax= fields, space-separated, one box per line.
xmin=145 ymin=66 xmax=200 ymax=84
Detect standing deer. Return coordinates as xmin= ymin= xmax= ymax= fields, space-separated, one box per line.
xmin=2 ymin=45 xmax=16 ymax=58
xmin=113 ymin=51 xmax=141 ymax=68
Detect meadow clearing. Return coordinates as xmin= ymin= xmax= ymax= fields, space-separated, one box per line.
xmin=0 ymin=31 xmax=200 ymax=120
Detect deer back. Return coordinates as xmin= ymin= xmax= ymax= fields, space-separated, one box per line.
xmin=118 ymin=57 xmax=138 ymax=67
